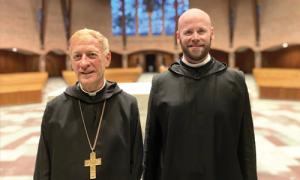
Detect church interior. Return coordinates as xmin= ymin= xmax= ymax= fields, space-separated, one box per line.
xmin=0 ymin=0 xmax=300 ymax=179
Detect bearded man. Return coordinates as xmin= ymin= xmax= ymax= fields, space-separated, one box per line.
xmin=143 ymin=8 xmax=257 ymax=180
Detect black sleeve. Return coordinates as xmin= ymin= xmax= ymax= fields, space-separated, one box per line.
xmin=33 ymin=104 xmax=51 ymax=180
xmin=130 ymin=98 xmax=144 ymax=180
xmin=236 ymin=71 xmax=258 ymax=180
xmin=143 ymin=75 xmax=162 ymax=180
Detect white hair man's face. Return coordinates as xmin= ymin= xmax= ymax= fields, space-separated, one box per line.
xmin=70 ymin=35 xmax=111 ymax=91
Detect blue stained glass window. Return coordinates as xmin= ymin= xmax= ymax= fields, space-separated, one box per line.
xmin=165 ymin=0 xmax=189 ymax=35
xmin=125 ymin=0 xmax=136 ymax=35
xmin=152 ymin=0 xmax=163 ymax=35
xmin=164 ymin=0 xmax=176 ymax=35
xmin=177 ymin=0 xmax=189 ymax=16
xmin=111 ymin=0 xmax=189 ymax=36
xmin=111 ymin=0 xmax=122 ymax=35
xmin=138 ymin=0 xmax=149 ymax=36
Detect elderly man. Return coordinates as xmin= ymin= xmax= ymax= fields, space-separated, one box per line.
xmin=143 ymin=8 xmax=257 ymax=180
xmin=34 ymin=28 xmax=143 ymax=180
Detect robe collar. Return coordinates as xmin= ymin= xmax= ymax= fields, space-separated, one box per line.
xmin=64 ymin=80 xmax=122 ymax=104
xmin=169 ymin=57 xmax=227 ymax=80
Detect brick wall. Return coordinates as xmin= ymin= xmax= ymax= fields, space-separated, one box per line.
xmin=233 ymin=0 xmax=256 ymax=50
xmin=0 ymin=0 xmax=41 ymax=53
xmin=260 ymin=0 xmax=300 ymax=50
xmin=44 ymin=0 xmax=67 ymax=53
xmin=0 ymin=0 xmax=299 ymax=73
xmin=190 ymin=0 xmax=230 ymax=52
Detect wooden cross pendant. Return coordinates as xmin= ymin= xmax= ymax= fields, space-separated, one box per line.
xmin=84 ymin=151 xmax=101 ymax=179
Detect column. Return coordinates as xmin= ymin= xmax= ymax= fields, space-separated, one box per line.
xmin=228 ymin=51 xmax=235 ymax=68
xmin=39 ymin=53 xmax=46 ymax=72
xmin=122 ymin=54 xmax=128 ymax=68
xmin=174 ymin=53 xmax=179 ymax=61
xmin=157 ymin=53 xmax=163 ymax=66
xmin=66 ymin=56 xmax=72 ymax=70
xmin=138 ymin=54 xmax=145 ymax=69
xmin=255 ymin=51 xmax=262 ymax=68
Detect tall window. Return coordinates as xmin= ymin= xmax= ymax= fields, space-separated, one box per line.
xmin=125 ymin=0 xmax=136 ymax=35
xmin=164 ymin=0 xmax=175 ymax=35
xmin=111 ymin=0 xmax=189 ymax=36
xmin=111 ymin=0 xmax=122 ymax=35
xmin=151 ymin=0 xmax=163 ymax=35
xmin=138 ymin=0 xmax=149 ymax=35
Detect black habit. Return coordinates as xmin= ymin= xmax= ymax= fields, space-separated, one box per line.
xmin=34 ymin=81 xmax=143 ymax=180
xmin=143 ymin=59 xmax=257 ymax=180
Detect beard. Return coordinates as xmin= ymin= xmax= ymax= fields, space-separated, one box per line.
xmin=179 ymin=39 xmax=211 ymax=63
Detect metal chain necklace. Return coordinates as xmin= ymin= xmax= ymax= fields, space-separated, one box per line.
xmin=78 ymin=100 xmax=106 ymax=180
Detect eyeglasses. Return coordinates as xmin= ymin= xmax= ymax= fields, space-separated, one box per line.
xmin=71 ymin=51 xmax=100 ymax=61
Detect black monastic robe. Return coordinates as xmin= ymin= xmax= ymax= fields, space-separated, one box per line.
xmin=143 ymin=59 xmax=257 ymax=180
xmin=34 ymin=81 xmax=143 ymax=180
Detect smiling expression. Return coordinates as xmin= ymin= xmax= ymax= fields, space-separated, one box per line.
xmin=177 ymin=9 xmax=214 ymax=64
xmin=69 ymin=32 xmax=111 ymax=92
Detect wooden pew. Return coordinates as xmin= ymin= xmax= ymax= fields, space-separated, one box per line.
xmin=62 ymin=67 xmax=143 ymax=86
xmin=0 ymin=72 xmax=48 ymax=86
xmin=0 ymin=72 xmax=48 ymax=105
xmin=253 ymin=68 xmax=300 ymax=100
xmin=62 ymin=71 xmax=77 ymax=86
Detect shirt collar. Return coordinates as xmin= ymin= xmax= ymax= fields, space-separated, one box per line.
xmin=79 ymin=79 xmax=106 ymax=96
xmin=182 ymin=54 xmax=211 ymax=68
